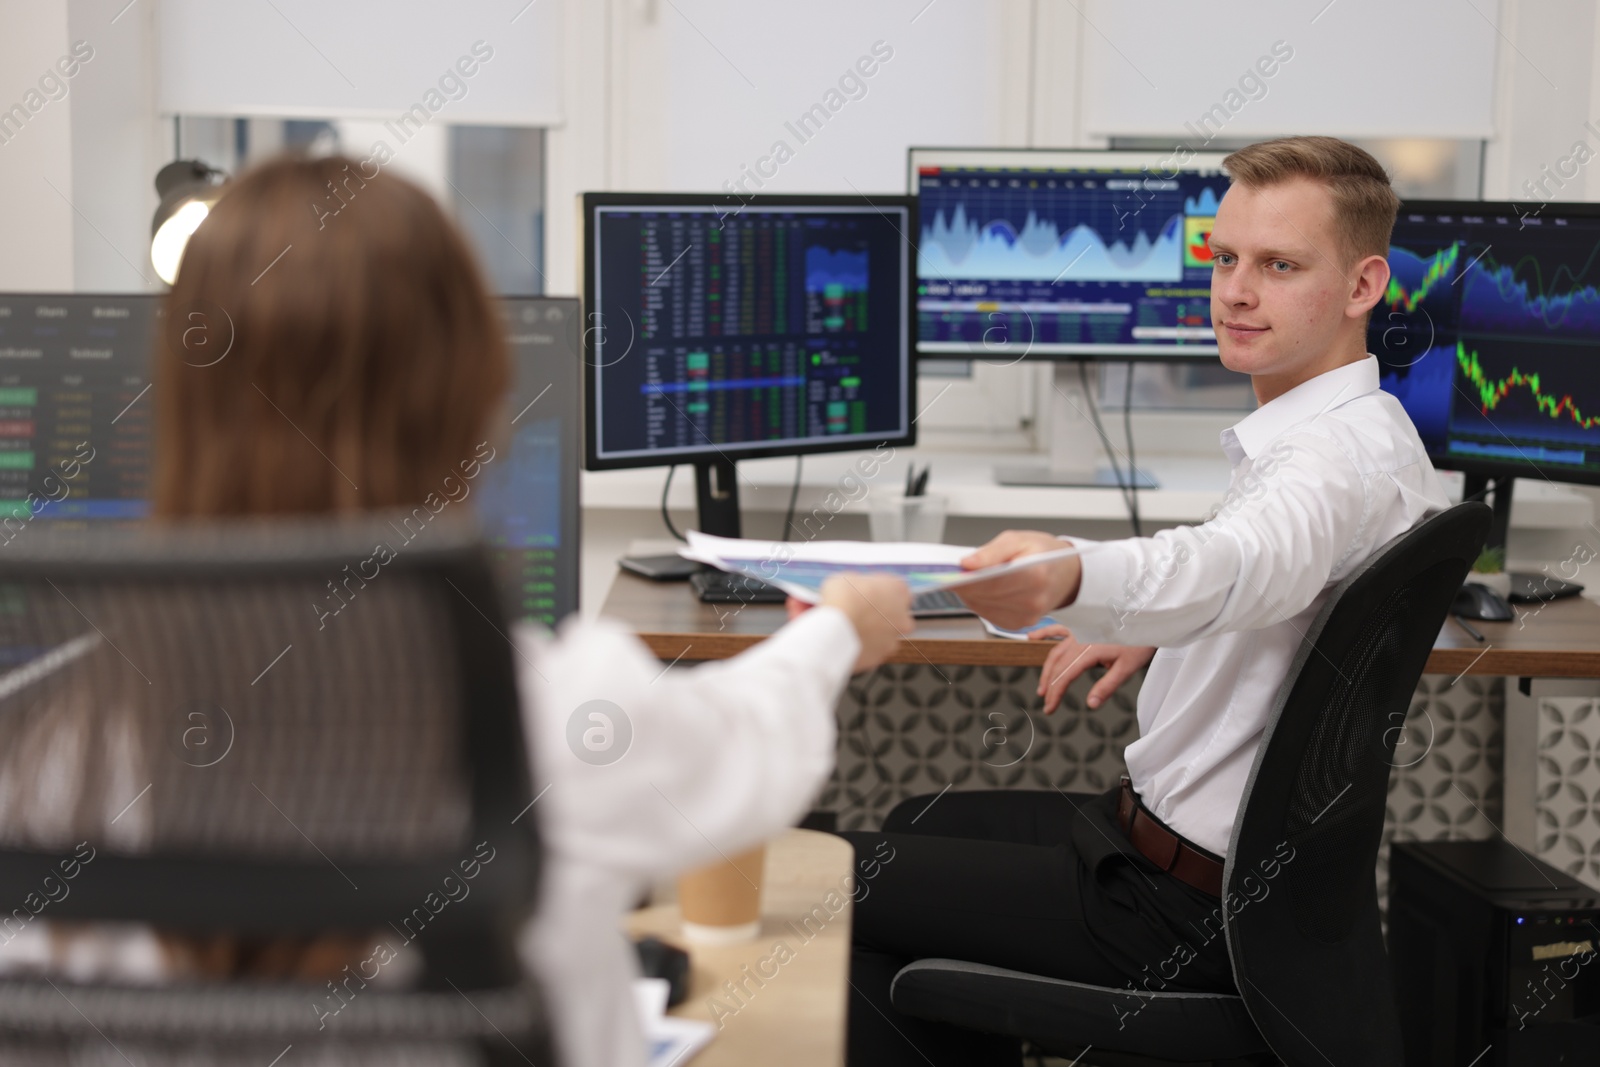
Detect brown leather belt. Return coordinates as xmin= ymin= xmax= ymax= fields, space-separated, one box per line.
xmin=1116 ymin=776 xmax=1224 ymax=898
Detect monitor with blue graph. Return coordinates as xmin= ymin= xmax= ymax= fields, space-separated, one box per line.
xmin=909 ymin=148 xmax=1232 ymax=360
xmin=1372 ymin=200 xmax=1600 ymax=488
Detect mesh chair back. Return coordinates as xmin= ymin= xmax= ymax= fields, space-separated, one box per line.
xmin=1223 ymin=501 xmax=1490 ymax=1066
xmin=0 ymin=513 xmax=540 ymax=982
xmin=0 ymin=562 xmax=473 ymax=859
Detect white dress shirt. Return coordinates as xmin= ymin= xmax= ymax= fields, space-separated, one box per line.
xmin=1055 ymin=355 xmax=1449 ymax=857
xmin=517 ymin=606 xmax=859 ymax=1067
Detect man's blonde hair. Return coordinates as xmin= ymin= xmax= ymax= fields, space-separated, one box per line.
xmin=1221 ymin=136 xmax=1399 ymax=269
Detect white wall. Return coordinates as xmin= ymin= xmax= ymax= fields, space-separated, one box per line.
xmin=155 ymin=0 xmax=564 ymax=126
xmin=26 ymin=0 xmax=1600 ymax=308
xmin=68 ymin=0 xmax=162 ymax=292
xmin=544 ymin=0 xmax=1600 ymax=295
xmin=1081 ymin=0 xmax=1497 ymax=140
xmin=1483 ymin=0 xmax=1600 ymax=201
xmin=0 ymin=0 xmax=168 ymax=294
xmin=0 ymin=0 xmax=76 ymax=290
xmin=545 ymin=0 xmax=1033 ymax=291
xmin=634 ymin=0 xmax=1024 ymax=193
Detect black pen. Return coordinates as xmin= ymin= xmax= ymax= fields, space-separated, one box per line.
xmin=1451 ymin=613 xmax=1485 ymax=643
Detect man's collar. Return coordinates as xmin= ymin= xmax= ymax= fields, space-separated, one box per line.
xmin=1221 ymin=355 xmax=1381 ymax=461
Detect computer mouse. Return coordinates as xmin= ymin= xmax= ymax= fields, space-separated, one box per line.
xmin=633 ymin=935 xmax=690 ymax=1007
xmin=1452 ymin=581 xmax=1514 ymax=622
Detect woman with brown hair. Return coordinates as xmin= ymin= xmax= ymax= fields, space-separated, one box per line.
xmin=0 ymin=155 xmax=913 ymax=1067
xmin=154 ymin=155 xmax=510 ymax=518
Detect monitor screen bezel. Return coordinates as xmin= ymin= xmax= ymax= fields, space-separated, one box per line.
xmin=1381 ymin=197 xmax=1600 ymax=488
xmin=908 ymin=146 xmax=1232 ymax=363
xmin=497 ymin=295 xmax=583 ymax=621
xmin=580 ymin=191 xmax=918 ymax=472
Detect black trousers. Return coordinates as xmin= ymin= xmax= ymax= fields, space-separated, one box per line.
xmin=838 ymin=787 xmax=1237 ymax=1066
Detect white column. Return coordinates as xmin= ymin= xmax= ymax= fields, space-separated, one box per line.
xmin=543 ymin=0 xmax=609 ymax=297
xmin=68 ymin=0 xmax=164 ymax=292
xmin=0 ymin=0 xmax=75 ymax=290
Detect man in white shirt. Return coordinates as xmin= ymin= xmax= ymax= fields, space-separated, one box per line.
xmin=840 ymin=136 xmax=1450 ymax=1065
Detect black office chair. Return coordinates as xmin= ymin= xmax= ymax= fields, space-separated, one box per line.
xmin=889 ymin=501 xmax=1493 ymax=1066
xmin=0 ymin=514 xmax=552 ymax=1065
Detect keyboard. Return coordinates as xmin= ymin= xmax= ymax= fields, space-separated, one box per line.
xmin=691 ymin=571 xmax=974 ymax=618
xmin=910 ymin=588 xmax=973 ymax=617
xmin=690 ymin=571 xmax=786 ymax=603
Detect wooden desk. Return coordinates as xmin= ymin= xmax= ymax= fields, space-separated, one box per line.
xmin=602 ymin=570 xmax=1600 ymax=678
xmin=626 ymin=829 xmax=853 ymax=1067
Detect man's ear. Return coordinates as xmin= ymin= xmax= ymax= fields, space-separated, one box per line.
xmin=1347 ymin=252 xmax=1390 ymax=320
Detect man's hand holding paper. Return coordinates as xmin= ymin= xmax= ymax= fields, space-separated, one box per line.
xmin=955 ymin=530 xmax=1084 ymax=631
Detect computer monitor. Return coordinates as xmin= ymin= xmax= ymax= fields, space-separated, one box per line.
xmin=0 ymin=295 xmax=156 ymax=524
xmin=478 ymin=296 xmax=582 ymax=627
xmin=582 ymin=193 xmax=917 ymax=537
xmin=908 ymin=148 xmax=1232 ymax=489
xmin=1371 ymin=200 xmax=1600 ymax=556
xmin=908 ymin=147 xmax=1232 ymax=362
xmin=0 ymin=293 xmax=580 ymax=627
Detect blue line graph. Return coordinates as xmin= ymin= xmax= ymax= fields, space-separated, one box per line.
xmin=921 ymin=205 xmax=1185 ymax=283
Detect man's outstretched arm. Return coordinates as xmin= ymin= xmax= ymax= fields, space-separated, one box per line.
xmin=956 ymin=431 xmax=1372 ymax=646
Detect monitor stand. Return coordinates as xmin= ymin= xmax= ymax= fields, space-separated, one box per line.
xmin=618 ymin=458 xmax=742 ymax=586
xmin=693 ymin=456 xmax=743 ymax=538
xmin=686 ymin=456 xmax=776 ymax=603
xmin=1463 ymin=473 xmax=1513 ymax=560
xmin=995 ymin=363 xmax=1157 ymax=489
xmin=1459 ymin=473 xmax=1584 ymax=606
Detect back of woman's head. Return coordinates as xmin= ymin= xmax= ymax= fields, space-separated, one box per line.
xmin=154 ymin=155 xmax=508 ymax=517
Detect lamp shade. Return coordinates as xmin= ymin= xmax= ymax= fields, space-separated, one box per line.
xmin=151 ymin=160 xmax=227 ymax=286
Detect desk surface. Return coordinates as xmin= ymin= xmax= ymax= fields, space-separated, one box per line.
xmin=602 ymin=570 xmax=1600 ymax=678
xmin=625 ymin=829 xmax=852 ymax=1067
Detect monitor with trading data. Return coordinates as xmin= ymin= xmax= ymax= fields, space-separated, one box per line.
xmin=475 ymin=296 xmax=581 ymax=626
xmin=0 ymin=295 xmax=155 ymax=524
xmin=909 ymin=148 xmax=1231 ymax=360
xmin=1371 ymin=201 xmax=1600 ymax=488
xmin=0 ymin=293 xmax=580 ymax=627
xmin=583 ymin=193 xmax=915 ymax=465
xmin=582 ymin=193 xmax=916 ymax=536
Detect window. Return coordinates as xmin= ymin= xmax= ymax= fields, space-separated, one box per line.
xmin=172 ymin=117 xmax=545 ymax=294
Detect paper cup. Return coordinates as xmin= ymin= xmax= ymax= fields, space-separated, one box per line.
xmin=678 ymin=845 xmax=766 ymax=945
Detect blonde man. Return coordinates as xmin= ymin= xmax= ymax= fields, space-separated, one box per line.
xmin=840 ymin=136 xmax=1448 ymax=1065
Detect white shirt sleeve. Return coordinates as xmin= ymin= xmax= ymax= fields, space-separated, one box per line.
xmin=516 ymin=605 xmax=860 ymax=880
xmin=1058 ymin=430 xmax=1375 ymax=647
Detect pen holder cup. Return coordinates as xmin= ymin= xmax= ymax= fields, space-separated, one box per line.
xmin=869 ymin=491 xmax=947 ymax=543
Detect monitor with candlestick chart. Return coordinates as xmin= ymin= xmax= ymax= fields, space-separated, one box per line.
xmin=1372 ymin=199 xmax=1600 ymax=565
xmin=1372 ymin=200 xmax=1600 ymax=486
